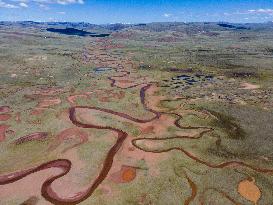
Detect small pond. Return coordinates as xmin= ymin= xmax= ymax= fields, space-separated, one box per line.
xmin=161 ymin=74 xmax=214 ymax=90
xmin=46 ymin=28 xmax=110 ymax=37
xmin=94 ymin=67 xmax=114 ymax=74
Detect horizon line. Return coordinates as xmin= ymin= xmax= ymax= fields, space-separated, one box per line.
xmin=1 ymin=20 xmax=273 ymax=25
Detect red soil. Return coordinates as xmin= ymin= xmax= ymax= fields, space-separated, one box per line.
xmin=67 ymin=95 xmax=88 ymax=105
xmin=49 ymin=127 xmax=89 ymax=153
xmin=15 ymin=112 xmax=21 ymax=123
xmin=0 ymin=114 xmax=12 ymax=121
xmin=0 ymin=106 xmax=11 ymax=113
xmin=110 ymin=165 xmax=136 ymax=183
xmin=141 ymin=125 xmax=155 ymax=134
xmin=38 ymin=98 xmax=61 ymax=108
xmin=21 ymin=196 xmax=39 ymax=205
xmin=14 ymin=132 xmax=49 ymax=145
xmin=34 ymin=87 xmax=64 ymax=96
xmin=0 ymin=124 xmax=10 ymax=142
xmin=93 ymin=89 xmax=125 ymax=102
xmin=31 ymin=108 xmax=45 ymax=116
xmin=31 ymin=98 xmax=61 ymax=115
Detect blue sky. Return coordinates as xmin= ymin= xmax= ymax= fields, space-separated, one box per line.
xmin=0 ymin=0 xmax=273 ymax=23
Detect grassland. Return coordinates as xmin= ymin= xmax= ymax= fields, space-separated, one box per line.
xmin=0 ymin=22 xmax=272 ymax=205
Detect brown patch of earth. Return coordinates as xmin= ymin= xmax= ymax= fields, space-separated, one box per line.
xmin=15 ymin=112 xmax=21 ymax=123
xmin=49 ymin=149 xmax=88 ymax=198
xmin=33 ymin=87 xmax=64 ymax=96
xmin=0 ymin=106 xmax=11 ymax=113
xmin=240 ymin=83 xmax=260 ymax=90
xmin=138 ymin=194 xmax=152 ymax=205
xmin=0 ymin=124 xmax=10 ymax=142
xmin=141 ymin=125 xmax=155 ymax=134
xmin=24 ymin=87 xmax=64 ymax=101
xmin=14 ymin=132 xmax=49 ymax=145
xmin=144 ymin=84 xmax=176 ymax=112
xmin=0 ymin=148 xmax=86 ymax=202
xmin=138 ymin=114 xmax=175 ymax=136
xmin=75 ymin=108 xmax=106 ymax=127
xmin=38 ymin=98 xmax=61 ymax=108
xmin=0 ymin=114 xmax=12 ymax=121
xmin=110 ymin=165 xmax=136 ymax=183
xmin=56 ymin=109 xmax=71 ymax=124
xmin=20 ymin=196 xmax=39 ymax=205
xmin=238 ymin=177 xmax=261 ymax=205
xmin=0 ymin=167 xmax=63 ymax=199
xmin=30 ymin=108 xmax=45 ymax=116
xmin=31 ymin=98 xmax=61 ymax=115
xmin=93 ymin=89 xmax=125 ymax=102
xmin=67 ymin=95 xmax=88 ymax=105
xmin=49 ymin=127 xmax=89 ymax=153
xmin=98 ymin=97 xmax=111 ymax=102
xmin=117 ymin=135 xmax=169 ymax=177
xmin=117 ymin=79 xmax=134 ymax=84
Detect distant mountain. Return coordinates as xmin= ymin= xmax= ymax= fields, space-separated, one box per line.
xmin=1 ymin=21 xmax=273 ymax=35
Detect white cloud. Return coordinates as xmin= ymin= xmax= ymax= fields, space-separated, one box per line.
xmin=163 ymin=13 xmax=172 ymax=18
xmin=57 ymin=11 xmax=65 ymax=14
xmin=247 ymin=8 xmax=273 ymax=15
xmin=38 ymin=3 xmax=48 ymax=9
xmin=11 ymin=0 xmax=84 ymax=5
xmin=0 ymin=0 xmax=84 ymax=10
xmin=56 ymin=0 xmax=84 ymax=5
xmin=19 ymin=2 xmax=28 ymax=7
xmin=0 ymin=0 xmax=18 ymax=8
xmin=221 ymin=8 xmax=273 ymax=19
